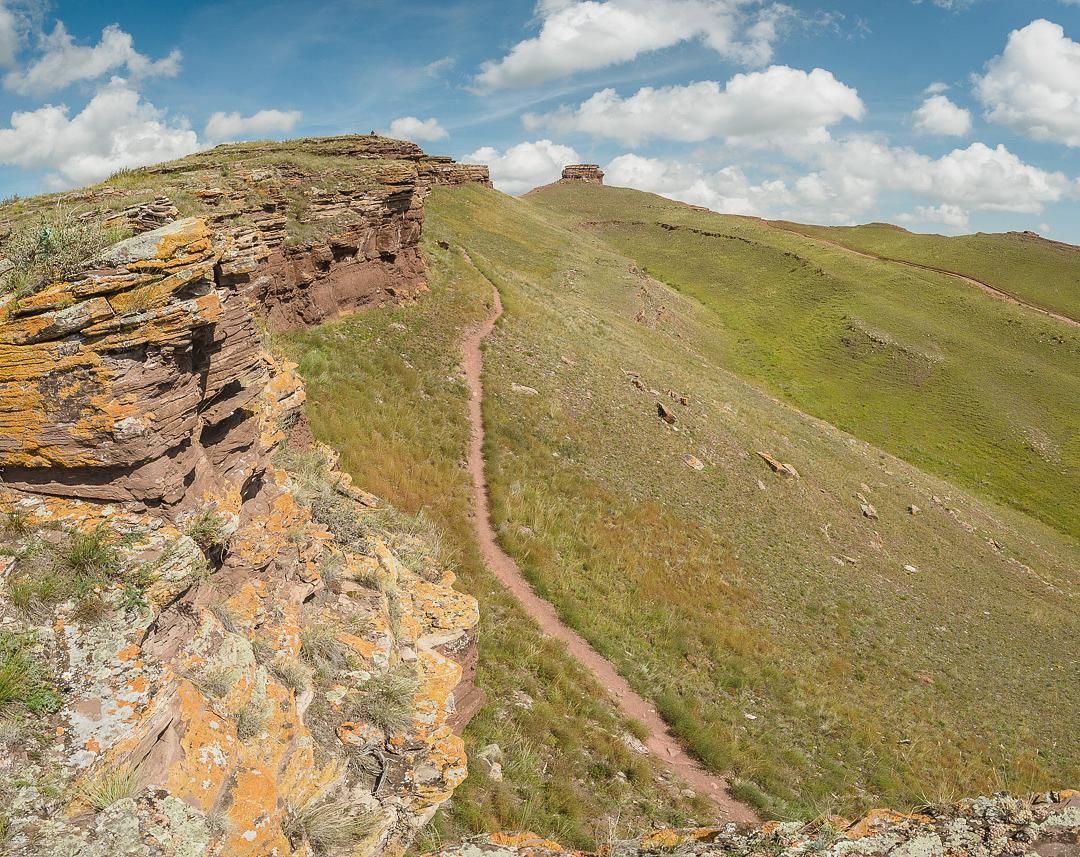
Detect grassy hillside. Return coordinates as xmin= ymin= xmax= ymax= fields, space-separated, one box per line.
xmin=769 ymin=221 xmax=1080 ymax=322
xmin=278 ymin=236 xmax=708 ymax=850
xmin=287 ymin=183 xmax=1078 ymax=825
xmin=528 ymin=183 xmax=1079 ymax=541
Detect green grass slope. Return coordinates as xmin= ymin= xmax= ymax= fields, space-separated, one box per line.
xmin=768 ymin=221 xmax=1080 ymax=322
xmin=288 ymin=183 xmax=1078 ymax=825
xmin=278 ymin=234 xmax=708 ymax=850
xmin=528 ymin=183 xmax=1079 ymax=541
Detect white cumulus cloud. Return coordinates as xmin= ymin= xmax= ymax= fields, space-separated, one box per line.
xmin=475 ymin=0 xmax=792 ymax=91
xmin=975 ymin=18 xmax=1080 ymax=146
xmin=525 ymin=66 xmax=864 ymax=145
xmin=898 ymin=204 xmax=971 ymax=232
xmin=604 ymin=153 xmax=793 ymax=215
xmin=0 ymin=3 xmax=18 ymax=68
xmin=5 ymin=22 xmax=181 ymax=97
xmin=0 ymin=77 xmax=199 ymax=187
xmin=912 ymin=94 xmax=972 ymax=136
xmin=464 ymin=139 xmax=579 ymax=194
xmin=598 ymin=137 xmax=1072 ymax=225
xmin=204 ymin=109 xmax=302 ymax=144
xmin=387 ymin=116 xmax=448 ymax=142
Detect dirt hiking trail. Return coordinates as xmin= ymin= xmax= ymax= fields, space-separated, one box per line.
xmin=461 ymin=281 xmax=758 ymax=823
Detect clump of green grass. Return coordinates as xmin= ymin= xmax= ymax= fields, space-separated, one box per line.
xmin=5 ymin=525 xmax=123 ymax=616
xmin=283 ymin=797 xmax=379 ymax=853
xmin=0 ymin=632 xmax=62 ymax=714
xmin=184 ymin=507 xmax=231 ymax=552
xmin=300 ymin=625 xmax=353 ymax=687
xmin=345 ymin=666 xmax=417 ymax=733
xmin=0 ymin=206 xmax=129 ymax=296
xmin=78 ymin=765 xmax=142 ymax=811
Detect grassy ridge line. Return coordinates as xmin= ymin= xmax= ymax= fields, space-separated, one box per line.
xmin=431 ymin=184 xmax=1079 ymax=820
xmin=278 ymin=234 xmax=708 ymax=850
xmin=767 ymin=220 xmax=1080 ymax=322
xmin=528 ymin=183 xmax=1079 ymax=540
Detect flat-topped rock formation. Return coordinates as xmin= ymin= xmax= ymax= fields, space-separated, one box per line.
xmin=561 ymin=164 xmax=605 ymax=184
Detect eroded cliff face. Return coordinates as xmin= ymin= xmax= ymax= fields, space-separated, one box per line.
xmin=0 ymin=140 xmax=483 ymax=855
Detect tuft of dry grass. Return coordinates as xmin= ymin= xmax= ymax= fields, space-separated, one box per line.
xmin=78 ymin=765 xmax=142 ymax=811
xmin=283 ymin=797 xmax=379 ymax=852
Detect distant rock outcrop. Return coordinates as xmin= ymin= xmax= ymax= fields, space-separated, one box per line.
xmin=561 ymin=164 xmax=605 ymax=184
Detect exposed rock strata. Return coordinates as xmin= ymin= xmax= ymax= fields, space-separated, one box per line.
xmin=561 ymin=165 xmax=605 ymax=184
xmin=429 ymin=793 xmax=1080 ymax=857
xmin=0 ymin=211 xmax=480 ymax=856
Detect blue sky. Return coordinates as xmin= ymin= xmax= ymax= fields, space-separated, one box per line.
xmin=1 ymin=0 xmax=1079 ymax=239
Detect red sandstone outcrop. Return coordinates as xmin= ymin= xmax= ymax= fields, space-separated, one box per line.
xmin=0 ymin=164 xmax=480 ymax=854
xmin=561 ymin=164 xmax=605 ymax=184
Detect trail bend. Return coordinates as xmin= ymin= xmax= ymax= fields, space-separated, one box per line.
xmin=461 ymin=277 xmax=757 ymax=823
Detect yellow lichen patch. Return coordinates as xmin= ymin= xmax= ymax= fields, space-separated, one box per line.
xmin=411 ymin=648 xmax=462 ymax=735
xmin=404 ymin=727 xmax=468 ymax=810
xmin=220 ymin=767 xmax=292 ymax=856
xmin=163 ymin=680 xmax=239 ymax=810
xmin=406 ymin=577 xmax=480 ymax=643
xmin=640 ymin=829 xmax=692 ymax=850
xmin=845 ymin=809 xmax=932 ymax=839
xmin=488 ymin=832 xmax=567 ymax=853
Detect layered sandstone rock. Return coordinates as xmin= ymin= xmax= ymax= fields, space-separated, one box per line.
xmin=0 ymin=211 xmax=479 ymax=856
xmin=26 ymin=136 xmax=490 ymax=333
xmin=429 ymin=793 xmax=1080 ymax=857
xmin=560 ymin=165 xmax=604 ymax=184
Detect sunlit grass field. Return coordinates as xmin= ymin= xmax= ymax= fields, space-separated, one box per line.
xmin=770 ymin=220 xmax=1080 ymax=322
xmin=278 ymin=235 xmax=707 ymax=850
xmin=530 ymin=183 xmax=1080 ymax=540
xmin=285 ymin=183 xmax=1078 ymax=826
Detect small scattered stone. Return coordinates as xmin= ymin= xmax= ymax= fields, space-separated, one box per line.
xmin=657 ymin=402 xmax=676 ymax=424
xmin=511 ymin=383 xmax=539 ymax=396
xmin=683 ymin=454 xmax=705 ymax=471
xmin=908 ymin=504 xmax=921 ymax=515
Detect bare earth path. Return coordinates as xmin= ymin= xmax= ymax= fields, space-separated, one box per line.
xmin=461 ymin=281 xmax=758 ymax=823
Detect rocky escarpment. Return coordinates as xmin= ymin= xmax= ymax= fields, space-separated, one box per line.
xmin=0 ymin=208 xmax=479 ymax=855
xmin=43 ymin=135 xmax=491 ymax=332
xmin=432 ymin=794 xmax=1080 ymax=857
xmin=561 ymin=165 xmax=605 ymax=184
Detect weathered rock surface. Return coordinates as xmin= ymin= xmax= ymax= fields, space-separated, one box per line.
xmin=561 ymin=165 xmax=605 ymax=184
xmin=0 ymin=195 xmax=480 ymax=855
xmin=428 ymin=793 xmax=1080 ymax=857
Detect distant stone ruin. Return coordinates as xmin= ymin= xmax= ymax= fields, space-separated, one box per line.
xmin=561 ymin=164 xmax=605 ymax=184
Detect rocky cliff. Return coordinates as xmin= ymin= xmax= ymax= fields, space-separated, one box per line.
xmin=0 ymin=138 xmax=484 ymax=855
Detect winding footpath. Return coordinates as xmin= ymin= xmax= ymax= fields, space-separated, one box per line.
xmin=461 ymin=282 xmax=758 ymax=822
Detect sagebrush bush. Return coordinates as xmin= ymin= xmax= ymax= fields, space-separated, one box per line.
xmin=184 ymin=507 xmax=230 ymax=551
